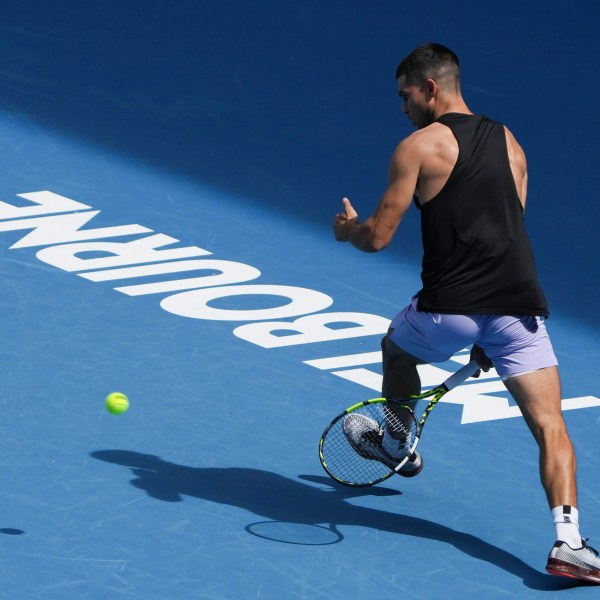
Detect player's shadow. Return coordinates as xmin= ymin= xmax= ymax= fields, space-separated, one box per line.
xmin=91 ymin=450 xmax=584 ymax=592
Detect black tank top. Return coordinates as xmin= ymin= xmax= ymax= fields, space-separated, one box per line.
xmin=415 ymin=113 xmax=549 ymax=316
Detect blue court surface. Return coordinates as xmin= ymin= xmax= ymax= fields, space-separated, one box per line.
xmin=0 ymin=1 xmax=598 ymax=598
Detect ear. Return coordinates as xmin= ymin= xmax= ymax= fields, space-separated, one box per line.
xmin=423 ymin=78 xmax=438 ymax=100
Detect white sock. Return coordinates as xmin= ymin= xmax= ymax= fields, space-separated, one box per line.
xmin=552 ymin=505 xmax=582 ymax=548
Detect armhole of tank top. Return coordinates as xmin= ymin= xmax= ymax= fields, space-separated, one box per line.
xmin=500 ymin=125 xmax=525 ymax=213
xmin=419 ymin=122 xmax=461 ymax=207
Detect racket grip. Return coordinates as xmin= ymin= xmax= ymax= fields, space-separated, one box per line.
xmin=443 ymin=359 xmax=480 ymax=391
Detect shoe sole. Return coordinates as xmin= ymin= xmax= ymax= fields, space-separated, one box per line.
xmin=546 ymin=560 xmax=600 ymax=584
xmin=353 ymin=445 xmax=424 ymax=478
xmin=397 ymin=453 xmax=424 ymax=478
xmin=398 ymin=463 xmax=424 ymax=478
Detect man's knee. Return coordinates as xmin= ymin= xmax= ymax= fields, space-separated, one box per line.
xmin=381 ymin=330 xmax=423 ymax=398
xmin=382 ymin=330 xmax=424 ymax=367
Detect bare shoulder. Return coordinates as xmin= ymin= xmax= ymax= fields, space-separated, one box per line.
xmin=503 ymin=125 xmax=527 ymax=171
xmin=504 ymin=126 xmax=526 ymax=160
xmin=503 ymin=125 xmax=528 ymax=207
xmin=391 ymin=123 xmax=459 ymax=203
xmin=400 ymin=122 xmax=452 ymax=148
xmin=393 ymin=123 xmax=454 ymax=164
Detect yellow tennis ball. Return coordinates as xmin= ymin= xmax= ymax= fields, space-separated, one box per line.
xmin=105 ymin=392 xmax=129 ymax=415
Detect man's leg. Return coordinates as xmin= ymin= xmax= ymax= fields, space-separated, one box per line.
xmin=381 ymin=331 xmax=423 ymax=400
xmin=480 ymin=317 xmax=600 ymax=581
xmin=341 ymin=333 xmax=425 ymax=477
xmin=502 ymin=366 xmax=577 ymax=509
xmin=502 ymin=366 xmax=600 ymax=581
xmin=382 ymin=306 xmax=480 ymax=478
xmin=381 ymin=332 xmax=423 ymax=429
xmin=379 ymin=332 xmax=426 ymax=477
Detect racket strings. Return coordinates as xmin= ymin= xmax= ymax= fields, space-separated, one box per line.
xmin=320 ymin=400 xmax=418 ymax=486
xmin=380 ymin=403 xmax=418 ymax=459
xmin=383 ymin=404 xmax=415 ymax=443
xmin=320 ymin=363 xmax=479 ymax=487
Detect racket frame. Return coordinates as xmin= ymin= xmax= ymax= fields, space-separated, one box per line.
xmin=319 ymin=359 xmax=480 ymax=486
xmin=319 ymin=397 xmax=396 ymax=487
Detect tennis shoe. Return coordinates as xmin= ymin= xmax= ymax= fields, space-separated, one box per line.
xmin=546 ymin=539 xmax=600 ymax=583
xmin=342 ymin=413 xmax=382 ymax=460
xmin=342 ymin=413 xmax=423 ymax=477
xmin=381 ymin=430 xmax=423 ymax=477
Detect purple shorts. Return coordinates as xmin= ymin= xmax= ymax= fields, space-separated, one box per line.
xmin=388 ymin=298 xmax=558 ymax=379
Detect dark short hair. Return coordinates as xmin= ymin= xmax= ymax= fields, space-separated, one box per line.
xmin=395 ymin=43 xmax=460 ymax=88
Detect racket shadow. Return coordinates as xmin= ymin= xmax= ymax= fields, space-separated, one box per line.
xmin=91 ymin=450 xmax=580 ymax=591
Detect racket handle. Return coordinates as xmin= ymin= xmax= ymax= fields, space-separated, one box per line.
xmin=443 ymin=359 xmax=481 ymax=391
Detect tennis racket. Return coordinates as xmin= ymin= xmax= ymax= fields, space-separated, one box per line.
xmin=319 ymin=359 xmax=480 ymax=487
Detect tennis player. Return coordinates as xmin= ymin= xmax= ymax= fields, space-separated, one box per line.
xmin=333 ymin=42 xmax=600 ymax=583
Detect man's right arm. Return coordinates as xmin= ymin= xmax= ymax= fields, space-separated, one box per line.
xmin=333 ymin=137 xmax=420 ymax=252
